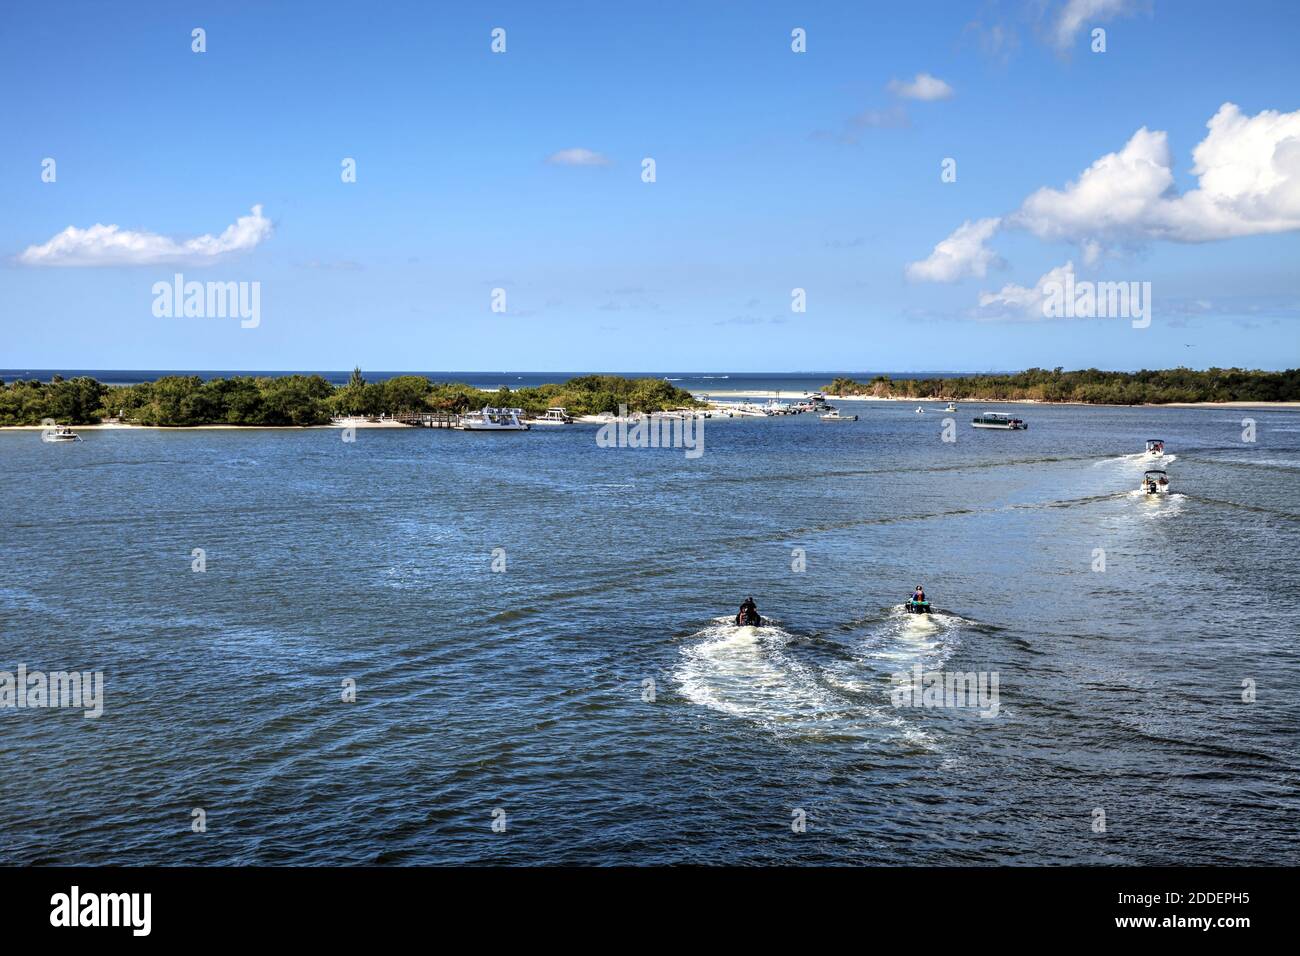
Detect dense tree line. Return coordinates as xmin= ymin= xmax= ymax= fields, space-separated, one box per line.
xmin=825 ymin=368 xmax=1300 ymax=404
xmin=0 ymin=370 xmax=703 ymax=426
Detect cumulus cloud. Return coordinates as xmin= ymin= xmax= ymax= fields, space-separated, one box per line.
xmin=888 ymin=73 xmax=954 ymax=101
xmin=905 ymin=217 xmax=1003 ymax=282
xmin=545 ymin=148 xmax=611 ymax=167
xmin=1013 ymin=103 xmax=1300 ymax=244
xmin=1052 ymin=0 xmax=1137 ymax=49
xmin=977 ymin=261 xmax=1076 ymax=320
xmin=18 ymin=205 xmax=272 ymax=267
xmin=909 ymin=103 xmax=1300 ymax=286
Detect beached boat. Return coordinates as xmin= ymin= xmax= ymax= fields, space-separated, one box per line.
xmin=1144 ymin=438 xmax=1165 ymax=457
xmin=457 ymin=407 xmax=530 ymax=431
xmin=971 ymin=412 xmax=1027 ymax=430
xmin=528 ymin=407 xmax=573 ymax=425
xmin=42 ymin=425 xmax=82 ymax=442
xmin=820 ymin=410 xmax=858 ymax=422
xmin=1141 ymin=469 xmax=1171 ymax=495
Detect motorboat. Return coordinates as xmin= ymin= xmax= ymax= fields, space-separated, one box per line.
xmin=915 ymin=406 xmax=925 ymax=414
xmin=904 ymin=599 xmax=932 ymax=615
xmin=1141 ymin=469 xmax=1171 ymax=495
xmin=819 ymin=409 xmax=858 ymax=422
xmin=457 ymin=407 xmax=530 ymax=431
xmin=529 ymin=407 xmax=573 ymax=425
xmin=1144 ymin=438 xmax=1165 ymax=457
xmin=945 ymin=403 xmax=958 ymax=412
xmin=971 ymin=412 xmax=1027 ymax=430
xmin=42 ymin=425 xmax=82 ymax=442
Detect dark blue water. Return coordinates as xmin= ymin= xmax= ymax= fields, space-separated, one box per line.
xmin=2 ymin=402 xmax=1298 ymax=864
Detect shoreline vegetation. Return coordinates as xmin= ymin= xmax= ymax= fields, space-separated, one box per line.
xmin=823 ymin=368 xmax=1300 ymax=405
xmin=0 ymin=370 xmax=705 ymax=427
xmin=3 ymin=367 xmax=1299 ymax=428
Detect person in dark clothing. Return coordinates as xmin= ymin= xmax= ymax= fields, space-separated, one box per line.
xmin=736 ymin=596 xmax=761 ymax=627
xmin=912 ymin=585 xmax=926 ymax=603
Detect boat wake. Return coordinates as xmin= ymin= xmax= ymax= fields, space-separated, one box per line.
xmin=674 ymin=617 xmax=931 ymax=747
xmin=823 ymin=605 xmax=966 ymax=693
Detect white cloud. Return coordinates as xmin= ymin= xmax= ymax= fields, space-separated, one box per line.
xmin=977 ymin=261 xmax=1075 ymax=319
xmin=18 ymin=205 xmax=272 ymax=267
xmin=905 ymin=217 xmax=1003 ymax=283
xmin=909 ymin=103 xmax=1300 ymax=288
xmin=888 ymin=72 xmax=954 ymax=101
xmin=545 ymin=148 xmax=611 ymax=167
xmin=1052 ymin=0 xmax=1136 ymax=50
xmin=1013 ymin=103 xmax=1300 ymax=244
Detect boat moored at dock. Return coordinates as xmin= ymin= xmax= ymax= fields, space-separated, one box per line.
xmin=456 ymin=407 xmax=530 ymax=431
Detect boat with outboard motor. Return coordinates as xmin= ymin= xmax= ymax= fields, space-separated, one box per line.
xmin=971 ymin=411 xmax=1027 ymax=430
xmin=1144 ymin=438 xmax=1165 ymax=457
xmin=819 ymin=409 xmax=858 ymax=422
xmin=1141 ymin=469 xmax=1171 ymax=494
xmin=42 ymin=425 xmax=82 ymax=442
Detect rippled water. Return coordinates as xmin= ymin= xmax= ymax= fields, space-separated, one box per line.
xmin=3 ymin=402 xmax=1299 ymax=865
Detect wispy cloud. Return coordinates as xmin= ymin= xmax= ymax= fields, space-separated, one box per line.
xmin=1051 ymin=0 xmax=1139 ymax=50
xmin=887 ymin=72 xmax=954 ymax=101
xmin=17 ymin=205 xmax=272 ymax=267
xmin=545 ymin=148 xmax=611 ymax=167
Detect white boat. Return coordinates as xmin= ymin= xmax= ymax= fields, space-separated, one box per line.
xmin=971 ymin=411 xmax=1027 ymax=430
xmin=819 ymin=410 xmax=858 ymax=422
xmin=945 ymin=403 xmax=957 ymax=412
xmin=1141 ymin=469 xmax=1171 ymax=495
xmin=457 ymin=406 xmax=530 ymax=431
xmin=915 ymin=406 xmax=925 ymax=414
xmin=1144 ymin=438 xmax=1165 ymax=457
xmin=42 ymin=425 xmax=82 ymax=442
xmin=529 ymin=407 xmax=573 ymax=425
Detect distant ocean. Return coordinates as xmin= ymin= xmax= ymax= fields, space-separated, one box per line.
xmin=0 ymin=369 xmax=990 ymax=391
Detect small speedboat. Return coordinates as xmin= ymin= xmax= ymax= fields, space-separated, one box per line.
xmin=905 ymin=599 xmax=932 ymax=614
xmin=1141 ymin=469 xmax=1170 ymax=495
xmin=819 ymin=410 xmax=858 ymax=422
xmin=915 ymin=407 xmax=925 ymax=414
xmin=945 ymin=403 xmax=957 ymax=412
xmin=1144 ymin=438 xmax=1165 ymax=457
xmin=528 ymin=407 xmax=573 ymax=425
xmin=42 ymin=425 xmax=82 ymax=442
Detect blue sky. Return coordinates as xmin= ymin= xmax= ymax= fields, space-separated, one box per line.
xmin=2 ymin=0 xmax=1298 ymax=372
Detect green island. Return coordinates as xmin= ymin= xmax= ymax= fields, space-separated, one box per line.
xmin=0 ymin=371 xmax=705 ymax=427
xmin=826 ymin=368 xmax=1300 ymax=405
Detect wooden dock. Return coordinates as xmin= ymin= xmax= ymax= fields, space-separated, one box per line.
xmin=393 ymin=412 xmax=460 ymax=428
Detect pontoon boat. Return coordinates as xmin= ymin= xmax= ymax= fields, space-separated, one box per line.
xmin=971 ymin=412 xmax=1028 ymax=430
xmin=457 ymin=407 xmax=530 ymax=431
